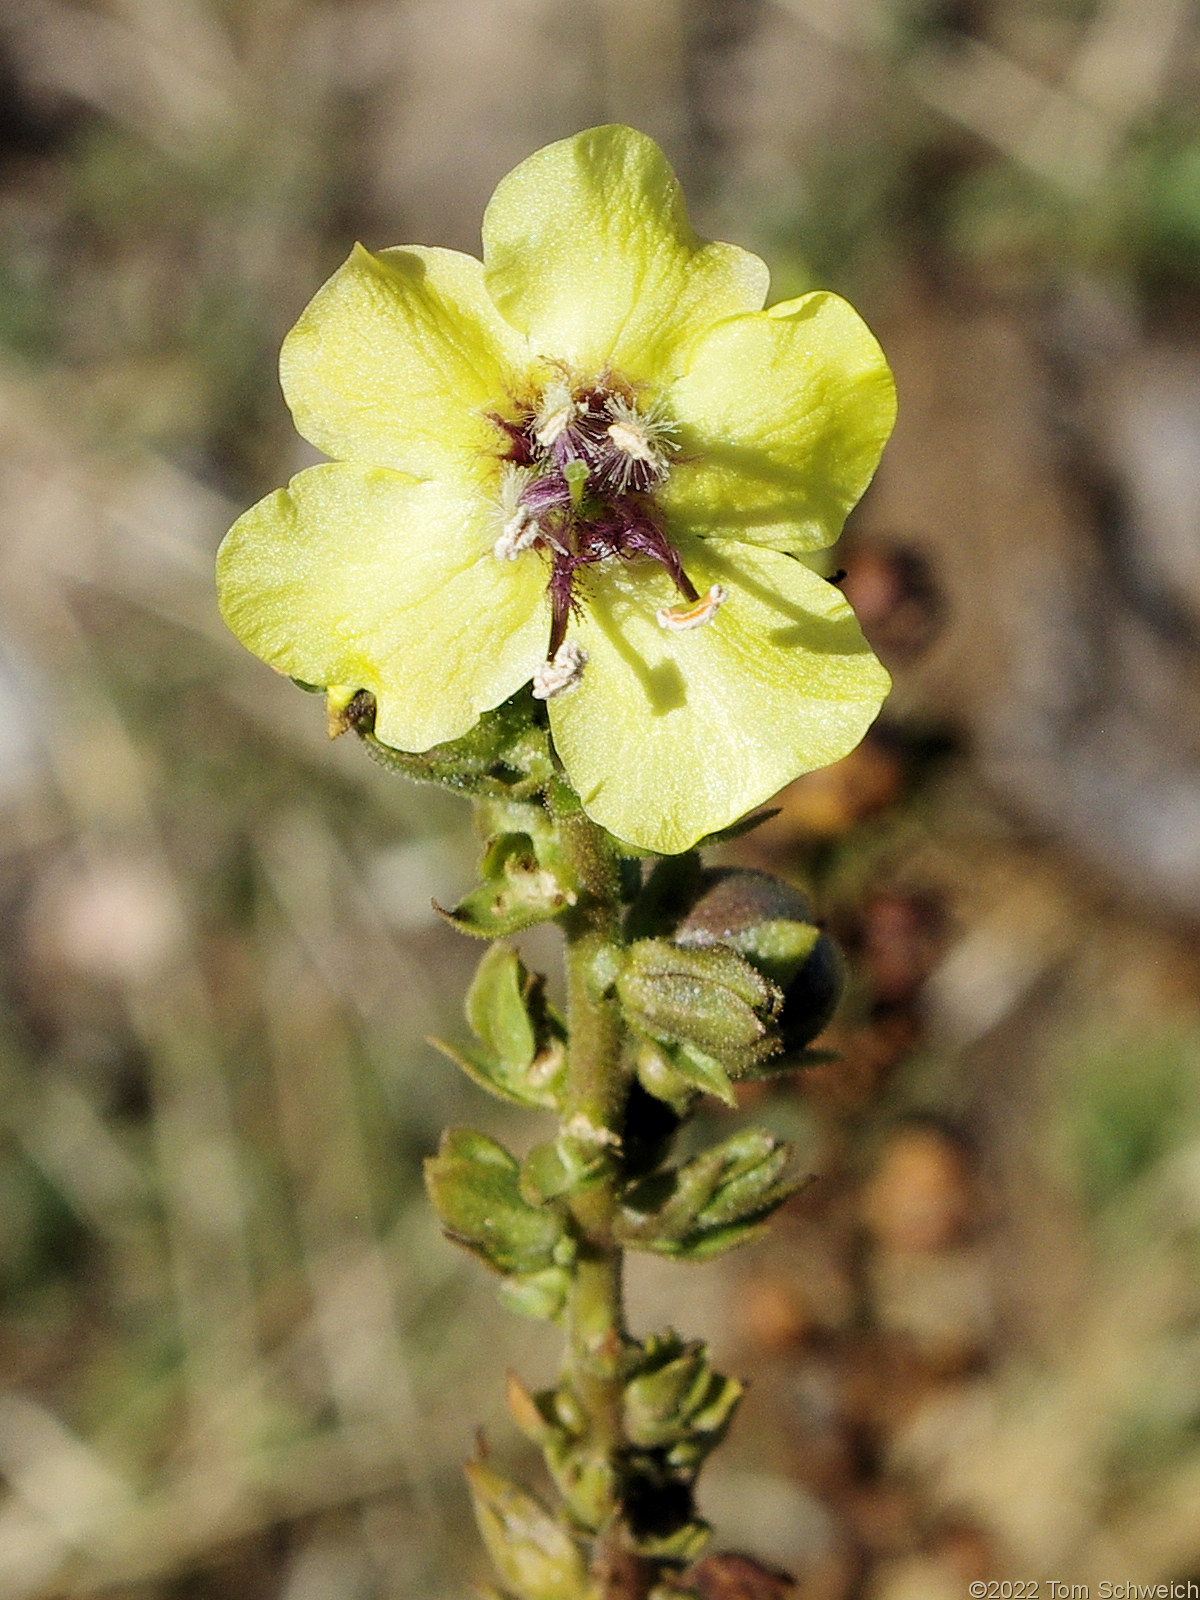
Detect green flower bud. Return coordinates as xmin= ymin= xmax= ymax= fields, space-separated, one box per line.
xmin=619 ymin=1129 xmax=804 ymax=1260
xmin=433 ymin=943 xmax=566 ymax=1109
xmin=544 ymin=1436 xmax=619 ymax=1531
xmin=465 ymin=1461 xmax=591 ymax=1600
xmin=674 ymin=869 xmax=844 ymax=1049
xmin=622 ymin=1332 xmax=740 ymax=1457
xmin=617 ymin=938 xmax=783 ymax=1076
xmin=624 ymin=1342 xmax=709 ymax=1447
xmin=424 ymin=1129 xmax=567 ymax=1276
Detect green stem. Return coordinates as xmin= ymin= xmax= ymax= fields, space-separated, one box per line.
xmin=553 ymin=798 xmax=640 ymax=1573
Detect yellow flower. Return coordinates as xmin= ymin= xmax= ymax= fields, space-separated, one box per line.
xmin=217 ymin=126 xmax=894 ymax=853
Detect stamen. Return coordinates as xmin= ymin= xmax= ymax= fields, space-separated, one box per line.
xmin=598 ymin=393 xmax=677 ymax=492
xmin=532 ymin=640 xmax=587 ymax=699
xmin=657 ymin=584 xmax=728 ymax=631
xmin=493 ymin=505 xmax=539 ymax=561
xmin=606 ymin=419 xmax=659 ymax=464
xmin=533 ymin=380 xmax=581 ymax=449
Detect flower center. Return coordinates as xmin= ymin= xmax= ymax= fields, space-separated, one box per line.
xmin=490 ymin=376 xmax=721 ymax=696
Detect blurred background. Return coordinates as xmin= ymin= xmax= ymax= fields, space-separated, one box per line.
xmin=1 ymin=0 xmax=1200 ymax=1595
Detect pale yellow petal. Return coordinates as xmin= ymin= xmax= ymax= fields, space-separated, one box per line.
xmin=217 ymin=463 xmax=549 ymax=750
xmin=659 ymin=291 xmax=896 ymax=552
xmin=547 ymin=542 xmax=890 ymax=854
xmin=482 ymin=125 xmax=768 ymax=384
xmin=280 ymin=244 xmax=530 ymax=484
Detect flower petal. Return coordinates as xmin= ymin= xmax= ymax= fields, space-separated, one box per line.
xmin=659 ymin=291 xmax=896 ymax=553
xmin=280 ymin=244 xmax=529 ymax=484
xmin=482 ymin=125 xmax=769 ymax=383
xmin=217 ymin=463 xmax=549 ymax=750
xmin=547 ymin=543 xmax=889 ymax=855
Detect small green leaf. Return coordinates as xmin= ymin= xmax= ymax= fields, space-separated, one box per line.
xmin=469 ymin=942 xmax=538 ymax=1067
xmin=425 ymin=1129 xmax=566 ymax=1275
xmin=465 ymin=1461 xmax=591 ymax=1600
xmin=520 ymin=1139 xmax=609 ymax=1206
xmin=506 ymin=1372 xmax=561 ymax=1446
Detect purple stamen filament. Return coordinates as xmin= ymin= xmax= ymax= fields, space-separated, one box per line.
xmin=496 ymin=382 xmax=697 ymax=663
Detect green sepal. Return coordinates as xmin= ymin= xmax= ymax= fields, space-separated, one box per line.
xmin=635 ymin=1037 xmax=736 ymax=1109
xmin=647 ymin=1220 xmax=771 ymax=1262
xmin=544 ymin=1436 xmax=619 ymax=1531
xmin=617 ymin=940 xmax=783 ymax=1077
xmin=424 ymin=1129 xmax=567 ymax=1275
xmin=635 ymin=1040 xmax=703 ymax=1114
xmin=497 ymin=1266 xmax=572 ymax=1322
xmin=520 ymin=1138 xmax=611 ymax=1206
xmin=432 ymin=943 xmax=566 ymax=1109
xmin=440 ymin=833 xmax=576 ymax=936
xmin=629 ymin=1520 xmax=711 ymax=1563
xmin=670 ymin=1044 xmax=738 ymax=1108
xmin=618 ymin=1129 xmax=804 ymax=1259
xmin=359 ymin=689 xmax=555 ymax=799
xmin=465 ymin=1461 xmax=592 ymax=1600
xmin=623 ymin=1333 xmax=742 ymax=1453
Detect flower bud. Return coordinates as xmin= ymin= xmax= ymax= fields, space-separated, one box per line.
xmin=619 ymin=1128 xmax=804 ymax=1261
xmin=617 ymin=938 xmax=783 ymax=1076
xmin=424 ymin=1129 xmax=567 ymax=1276
xmin=465 ymin=1461 xmax=591 ymax=1600
xmin=674 ymin=869 xmax=843 ymax=1049
xmin=623 ymin=1333 xmax=742 ymax=1453
xmin=544 ymin=1436 xmax=619 ymax=1530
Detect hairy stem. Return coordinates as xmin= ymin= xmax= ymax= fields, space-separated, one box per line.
xmin=554 ymin=797 xmax=639 ymax=1582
